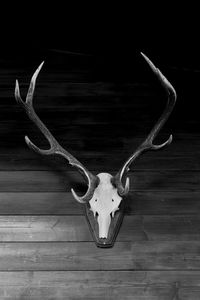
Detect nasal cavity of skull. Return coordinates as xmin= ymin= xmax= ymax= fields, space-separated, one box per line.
xmin=90 ymin=200 xmax=98 ymax=218
xmin=93 ymin=209 xmax=98 ymax=218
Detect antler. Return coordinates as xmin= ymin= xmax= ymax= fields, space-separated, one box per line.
xmin=113 ymin=52 xmax=177 ymax=196
xmin=15 ymin=62 xmax=99 ymax=203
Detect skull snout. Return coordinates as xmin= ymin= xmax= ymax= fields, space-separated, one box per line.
xmin=97 ymin=213 xmax=111 ymax=239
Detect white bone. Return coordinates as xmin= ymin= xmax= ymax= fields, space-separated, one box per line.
xmin=89 ymin=173 xmax=122 ymax=238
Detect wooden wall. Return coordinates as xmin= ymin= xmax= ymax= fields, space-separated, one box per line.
xmin=0 ymin=48 xmax=200 ymax=299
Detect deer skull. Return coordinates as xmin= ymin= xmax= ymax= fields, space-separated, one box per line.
xmin=89 ymin=173 xmax=126 ymax=238
xmin=14 ymin=52 xmax=176 ymax=247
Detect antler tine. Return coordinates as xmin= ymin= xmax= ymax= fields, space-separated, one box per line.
xmin=15 ymin=63 xmax=99 ymax=203
xmin=15 ymin=61 xmax=58 ymax=155
xmin=113 ymin=52 xmax=177 ymax=196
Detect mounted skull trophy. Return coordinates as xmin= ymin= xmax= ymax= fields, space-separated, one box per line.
xmin=15 ymin=53 xmax=176 ymax=247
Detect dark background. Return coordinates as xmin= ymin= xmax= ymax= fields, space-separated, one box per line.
xmin=1 ymin=5 xmax=199 ymax=67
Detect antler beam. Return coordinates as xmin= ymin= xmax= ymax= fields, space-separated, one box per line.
xmin=15 ymin=62 xmax=99 ymax=203
xmin=113 ymin=52 xmax=177 ymax=196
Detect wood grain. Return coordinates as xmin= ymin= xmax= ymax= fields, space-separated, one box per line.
xmin=0 ymin=215 xmax=199 ymax=242
xmin=1 ymin=138 xmax=200 ymax=171
xmin=0 ymin=270 xmax=199 ymax=300
xmin=0 ymin=191 xmax=200 ymax=215
xmin=0 ymin=170 xmax=199 ymax=192
xmin=0 ymin=241 xmax=200 ymax=271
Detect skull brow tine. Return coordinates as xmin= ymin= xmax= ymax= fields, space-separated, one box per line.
xmin=113 ymin=52 xmax=177 ymax=196
xmin=15 ymin=62 xmax=99 ymax=203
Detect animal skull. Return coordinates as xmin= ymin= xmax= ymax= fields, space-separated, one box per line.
xmin=89 ymin=173 xmax=125 ymax=238
xmin=14 ymin=52 xmax=176 ymax=247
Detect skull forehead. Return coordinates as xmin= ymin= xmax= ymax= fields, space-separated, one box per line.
xmin=89 ymin=172 xmax=122 ymax=213
xmin=97 ymin=173 xmax=113 ymax=183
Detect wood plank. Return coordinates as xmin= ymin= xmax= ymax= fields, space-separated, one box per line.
xmin=0 ymin=215 xmax=92 ymax=242
xmin=0 ymin=122 xmax=179 ymax=141
xmin=0 ymin=192 xmax=81 ymax=215
xmin=0 ymin=89 xmax=190 ymax=114
xmin=0 ymin=107 xmax=180 ymax=126
xmin=1 ymin=129 xmax=184 ymax=154
xmin=0 ymin=154 xmax=200 ymax=172
xmin=0 ymin=96 xmax=176 ymax=114
xmin=0 ymin=114 xmax=194 ymax=138
xmin=0 ymin=215 xmax=199 ymax=242
xmin=0 ymin=108 xmax=192 ymax=132
xmin=0 ymin=142 xmax=200 ymax=171
xmin=0 ymin=80 xmax=166 ymax=97
xmin=0 ymin=241 xmax=199 ymax=271
xmin=0 ymin=270 xmax=200 ymax=300
xmin=0 ymin=191 xmax=199 ymax=215
xmin=125 ymin=191 xmax=200 ymax=215
xmin=0 ymin=170 xmax=199 ymax=192
xmin=0 ymin=99 xmax=192 ymax=138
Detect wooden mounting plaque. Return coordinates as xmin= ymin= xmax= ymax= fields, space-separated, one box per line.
xmin=84 ymin=201 xmax=125 ymax=248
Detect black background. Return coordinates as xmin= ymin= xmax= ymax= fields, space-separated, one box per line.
xmin=1 ymin=6 xmax=199 ymax=69
xmin=1 ymin=6 xmax=199 ymax=132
